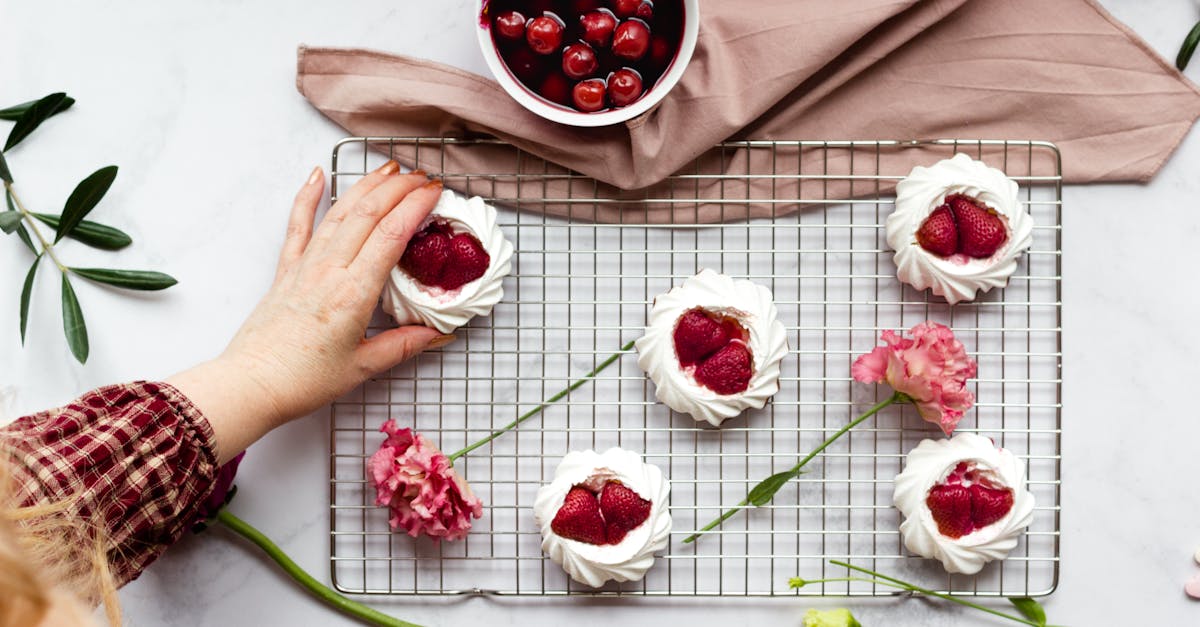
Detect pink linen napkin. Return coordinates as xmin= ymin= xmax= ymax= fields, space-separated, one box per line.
xmin=297 ymin=0 xmax=1200 ymax=223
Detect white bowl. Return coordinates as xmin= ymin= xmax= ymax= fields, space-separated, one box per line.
xmin=475 ymin=0 xmax=700 ymax=127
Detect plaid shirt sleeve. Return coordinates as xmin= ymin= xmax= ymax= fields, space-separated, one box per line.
xmin=0 ymin=381 xmax=221 ymax=586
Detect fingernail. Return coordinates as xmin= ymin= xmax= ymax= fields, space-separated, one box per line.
xmin=306 ymin=166 xmax=322 ymax=186
xmin=411 ymin=169 xmax=427 ymax=178
xmin=421 ymin=179 xmax=443 ymax=191
xmin=375 ymin=160 xmax=400 ymax=176
xmin=427 ymin=334 xmax=456 ymax=349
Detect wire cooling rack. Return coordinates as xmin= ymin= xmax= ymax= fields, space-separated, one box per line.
xmin=328 ymin=138 xmax=1062 ymax=598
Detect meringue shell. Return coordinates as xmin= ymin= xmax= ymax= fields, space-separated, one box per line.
xmin=893 ymin=433 xmax=1035 ymax=575
xmin=887 ymin=153 xmax=1034 ymax=304
xmin=382 ymin=190 xmax=513 ymax=333
xmin=533 ymin=448 xmax=672 ymax=587
xmin=635 ymin=269 xmax=789 ymax=427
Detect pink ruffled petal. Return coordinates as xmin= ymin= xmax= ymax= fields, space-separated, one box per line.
xmin=850 ymin=346 xmax=890 ymax=383
xmin=853 ymin=321 xmax=978 ymax=432
xmin=366 ymin=423 xmax=484 ymax=542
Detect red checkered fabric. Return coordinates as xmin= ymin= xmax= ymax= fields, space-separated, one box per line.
xmin=0 ymin=381 xmax=220 ymax=585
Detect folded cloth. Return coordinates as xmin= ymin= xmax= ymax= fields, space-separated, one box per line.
xmin=297 ymin=0 xmax=1200 ymax=223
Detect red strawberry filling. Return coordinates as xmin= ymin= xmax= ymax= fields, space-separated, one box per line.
xmin=915 ymin=194 xmax=1009 ymax=259
xmin=672 ymin=308 xmax=753 ymax=395
xmin=550 ymin=486 xmax=607 ymax=544
xmin=399 ymin=220 xmax=491 ymax=291
xmin=924 ymin=461 xmax=1014 ymax=539
xmin=695 ymin=343 xmax=753 ymax=395
xmin=550 ymin=480 xmax=652 ymax=545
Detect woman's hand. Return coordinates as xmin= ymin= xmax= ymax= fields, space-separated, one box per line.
xmin=169 ymin=162 xmax=451 ymax=464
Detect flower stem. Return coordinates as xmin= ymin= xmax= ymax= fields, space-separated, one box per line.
xmin=5 ymin=181 xmax=66 ymax=272
xmin=216 ymin=510 xmax=423 ymax=627
xmin=827 ymin=561 xmax=1044 ymax=626
xmin=683 ymin=392 xmax=904 ymax=543
xmin=446 ymin=339 xmax=634 ymax=464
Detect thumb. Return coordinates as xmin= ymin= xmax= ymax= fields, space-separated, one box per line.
xmin=356 ymin=326 xmax=454 ymax=376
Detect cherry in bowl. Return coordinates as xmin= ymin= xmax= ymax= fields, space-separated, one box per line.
xmin=562 ymin=42 xmax=599 ymax=79
xmin=526 ymin=15 xmax=566 ymax=54
xmin=608 ymin=68 xmax=643 ymax=107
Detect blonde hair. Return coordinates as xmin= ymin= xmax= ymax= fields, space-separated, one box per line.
xmin=0 ymin=456 xmax=120 ymax=626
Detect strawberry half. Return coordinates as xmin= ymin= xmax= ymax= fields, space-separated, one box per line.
xmin=969 ymin=484 xmax=1014 ymax=528
xmin=926 ymin=484 xmax=972 ymax=539
xmin=947 ymin=194 xmax=1008 ymax=258
xmin=399 ymin=221 xmax=491 ymax=290
xmin=673 ymin=309 xmax=731 ymax=367
xmin=599 ymin=481 xmax=652 ymax=544
xmin=694 ymin=342 xmax=754 ymax=395
xmin=916 ymin=204 xmax=958 ymax=257
xmin=399 ymin=224 xmax=452 ymax=287
xmin=551 ymin=486 xmax=607 ymax=545
xmin=671 ymin=307 xmax=755 ymax=395
xmin=441 ymin=233 xmax=491 ymax=290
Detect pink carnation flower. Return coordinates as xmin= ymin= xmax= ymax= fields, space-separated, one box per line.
xmin=367 ymin=419 xmax=483 ymax=542
xmin=850 ymin=321 xmax=977 ymax=435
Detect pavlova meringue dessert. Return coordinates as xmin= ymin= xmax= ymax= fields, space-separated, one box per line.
xmin=382 ymin=189 xmax=513 ymax=333
xmin=886 ymin=153 xmax=1034 ymax=304
xmin=533 ymin=448 xmax=671 ymax=587
xmin=893 ymin=433 xmax=1035 ymax=575
xmin=635 ymin=269 xmax=788 ymax=427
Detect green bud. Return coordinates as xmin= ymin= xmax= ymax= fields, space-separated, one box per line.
xmin=803 ymin=608 xmax=862 ymax=627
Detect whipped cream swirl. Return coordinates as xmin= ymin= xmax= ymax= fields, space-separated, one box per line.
xmin=893 ymin=433 xmax=1035 ymax=575
xmin=887 ymin=153 xmax=1033 ymax=304
xmin=635 ymin=269 xmax=788 ymax=427
xmin=534 ymin=448 xmax=672 ymax=587
xmin=382 ymin=190 xmax=513 ymax=333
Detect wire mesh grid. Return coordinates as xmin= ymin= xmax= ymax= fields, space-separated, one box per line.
xmin=329 ymin=137 xmax=1061 ymax=598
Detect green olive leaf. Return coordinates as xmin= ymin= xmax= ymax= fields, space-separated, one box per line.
xmin=0 ymin=100 xmax=36 ymax=121
xmin=0 ymin=95 xmax=73 ymax=122
xmin=746 ymin=468 xmax=805 ymax=506
xmin=0 ymin=151 xmax=11 ymax=183
xmin=34 ymin=212 xmax=131 ymax=250
xmin=5 ymin=93 xmax=70 ymax=152
xmin=20 ymin=255 xmax=41 ymax=344
xmin=1009 ymin=597 xmax=1047 ymax=626
xmin=1178 ymin=21 xmax=1200 ymax=70
xmin=57 ymin=165 xmax=118 ymax=242
xmin=8 ymin=190 xmax=36 ymax=253
xmin=70 ymin=267 xmax=177 ymax=291
xmin=0 ymin=211 xmax=20 ymax=234
xmin=15 ymin=223 xmax=36 ymax=254
xmin=60 ymin=273 xmax=88 ymax=363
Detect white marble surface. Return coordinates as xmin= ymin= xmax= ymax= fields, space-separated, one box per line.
xmin=1 ymin=0 xmax=1198 ymax=624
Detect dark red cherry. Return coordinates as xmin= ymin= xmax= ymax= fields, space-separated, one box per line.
xmin=612 ymin=0 xmax=643 ymax=19
xmin=570 ymin=0 xmax=603 ymax=12
xmin=608 ymin=68 xmax=643 ymax=107
xmin=636 ymin=1 xmax=654 ymax=21
xmin=493 ymin=10 xmax=527 ymax=41
xmin=505 ymin=46 xmax=545 ymax=84
xmin=526 ymin=15 xmax=565 ymax=55
xmin=647 ymin=34 xmax=673 ymax=70
xmin=539 ymin=72 xmax=572 ymax=106
xmin=611 ymin=20 xmax=651 ymax=61
xmin=579 ymin=10 xmax=618 ymax=48
xmin=572 ymin=79 xmax=607 ymax=112
xmin=562 ymin=43 xmax=599 ymax=80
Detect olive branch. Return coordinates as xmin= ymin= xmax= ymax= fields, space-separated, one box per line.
xmin=1 ymin=93 xmax=176 ymax=363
